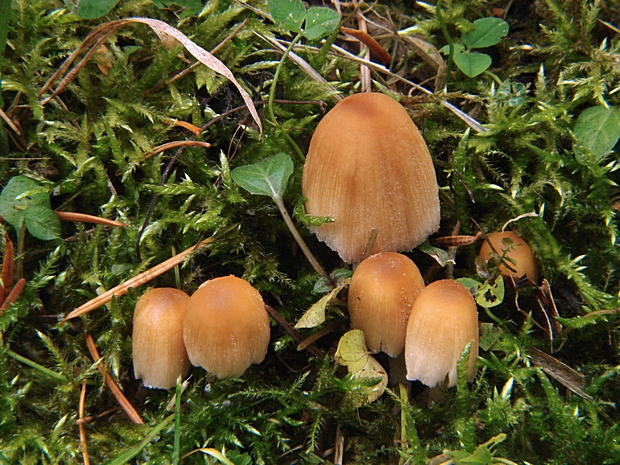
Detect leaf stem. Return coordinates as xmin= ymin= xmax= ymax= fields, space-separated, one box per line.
xmin=273 ymin=196 xmax=329 ymax=280
xmin=436 ymin=0 xmax=453 ymax=91
xmin=268 ymin=33 xmax=306 ymax=161
xmin=6 ymin=349 xmax=67 ymax=382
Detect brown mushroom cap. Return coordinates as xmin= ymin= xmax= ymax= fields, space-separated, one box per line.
xmin=348 ymin=252 xmax=425 ymax=357
xmin=404 ymin=279 xmax=478 ymax=388
xmin=183 ymin=275 xmax=270 ymax=378
xmin=132 ymin=288 xmax=191 ymax=389
xmin=479 ymin=231 xmax=538 ymax=282
xmin=302 ymin=92 xmax=440 ymax=264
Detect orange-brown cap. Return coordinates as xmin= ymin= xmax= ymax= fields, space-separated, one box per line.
xmin=302 ymin=92 xmax=440 ymax=264
xmin=183 ymin=276 xmax=270 ymax=378
xmin=132 ymin=288 xmax=191 ymax=389
xmin=348 ymin=252 xmax=425 ymax=357
xmin=405 ymin=279 xmax=478 ymax=387
xmin=479 ymin=231 xmax=538 ymax=282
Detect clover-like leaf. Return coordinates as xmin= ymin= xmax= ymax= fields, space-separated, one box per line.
xmin=573 ymin=105 xmax=620 ymax=160
xmin=268 ymin=0 xmax=306 ymax=33
xmin=453 ymin=50 xmax=492 ymax=77
xmin=231 ymin=153 xmax=294 ymax=200
xmin=303 ymin=7 xmax=341 ymax=40
xmin=461 ymin=17 xmax=509 ymax=49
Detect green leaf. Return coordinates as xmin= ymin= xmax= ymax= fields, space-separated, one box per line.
xmin=75 ymin=0 xmax=120 ymax=19
xmin=461 ymin=17 xmax=509 ymax=49
xmin=0 ymin=175 xmax=52 ymax=232
xmin=573 ymin=105 xmax=620 ymax=160
xmin=24 ymin=205 xmax=61 ymax=241
xmin=303 ymin=7 xmax=341 ymax=40
xmin=418 ymin=239 xmax=453 ymax=267
xmin=475 ymin=278 xmax=505 ymax=308
xmin=295 ymin=278 xmax=349 ymax=329
xmin=453 ymin=50 xmax=492 ymax=77
xmin=268 ymin=0 xmax=306 ymax=33
xmin=231 ymin=153 xmax=294 ymax=200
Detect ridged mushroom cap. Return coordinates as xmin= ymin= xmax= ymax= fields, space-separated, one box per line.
xmin=183 ymin=275 xmax=270 ymax=378
xmin=479 ymin=231 xmax=538 ymax=282
xmin=348 ymin=252 xmax=425 ymax=357
xmin=302 ymin=92 xmax=440 ymax=263
xmin=132 ymin=288 xmax=191 ymax=389
xmin=405 ymin=280 xmax=478 ymax=388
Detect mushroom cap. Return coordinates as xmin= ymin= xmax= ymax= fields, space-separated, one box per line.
xmin=132 ymin=288 xmax=191 ymax=389
xmin=479 ymin=231 xmax=538 ymax=282
xmin=404 ymin=279 xmax=478 ymax=388
xmin=302 ymin=92 xmax=440 ymax=264
xmin=183 ymin=275 xmax=270 ymax=378
xmin=348 ymin=252 xmax=425 ymax=357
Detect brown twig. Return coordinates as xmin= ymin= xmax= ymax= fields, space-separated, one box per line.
xmin=143 ymin=140 xmax=211 ymax=159
xmin=64 ymin=236 xmax=216 ymax=321
xmin=1 ymin=234 xmax=14 ymax=302
xmin=265 ymin=304 xmax=324 ymax=359
xmin=78 ymin=380 xmax=91 ymax=465
xmin=341 ymin=26 xmax=392 ymax=65
xmin=55 ymin=211 xmax=128 ymax=228
xmin=0 ymin=278 xmax=26 ymax=315
xmin=84 ymin=333 xmax=144 ymax=424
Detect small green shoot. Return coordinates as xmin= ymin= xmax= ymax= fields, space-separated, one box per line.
xmin=573 ymin=105 xmax=620 ymax=161
xmin=447 ymin=433 xmax=510 ymax=465
xmin=231 ymin=153 xmax=329 ymax=279
xmin=438 ymin=15 xmax=509 ymax=79
xmin=0 ymin=175 xmax=61 ymax=241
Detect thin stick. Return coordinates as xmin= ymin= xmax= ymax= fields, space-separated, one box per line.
xmin=1 ymin=234 xmax=14 ymax=302
xmin=64 ymin=236 xmax=216 ymax=321
xmin=79 ymin=380 xmax=91 ymax=465
xmin=143 ymin=140 xmax=211 ymax=159
xmin=264 ymin=304 xmax=324 ymax=359
xmin=55 ymin=211 xmax=128 ymax=228
xmin=85 ymin=333 xmax=144 ymax=424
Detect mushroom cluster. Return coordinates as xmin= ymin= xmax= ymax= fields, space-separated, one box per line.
xmin=302 ymin=92 xmax=440 ymax=264
xmin=132 ymin=276 xmax=270 ymax=389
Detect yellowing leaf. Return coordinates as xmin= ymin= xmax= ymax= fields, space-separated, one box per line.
xmin=294 ymin=278 xmax=349 ymax=329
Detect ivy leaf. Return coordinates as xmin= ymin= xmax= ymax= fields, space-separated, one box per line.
xmin=573 ymin=105 xmax=620 ymax=160
xmin=0 ymin=175 xmax=52 ymax=231
xmin=231 ymin=153 xmax=294 ymax=201
xmin=24 ymin=205 xmax=62 ymax=241
xmin=268 ymin=0 xmax=306 ymax=33
xmin=303 ymin=7 xmax=341 ymax=40
xmin=453 ymin=50 xmax=492 ymax=77
xmin=461 ymin=17 xmax=509 ymax=49
xmin=75 ymin=0 xmax=121 ymax=19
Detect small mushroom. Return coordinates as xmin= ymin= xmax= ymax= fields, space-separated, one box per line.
xmin=479 ymin=231 xmax=538 ymax=282
xmin=302 ymin=92 xmax=440 ymax=264
xmin=183 ymin=275 xmax=270 ymax=378
xmin=132 ymin=288 xmax=191 ymax=389
xmin=348 ymin=252 xmax=425 ymax=357
xmin=404 ymin=279 xmax=478 ymax=388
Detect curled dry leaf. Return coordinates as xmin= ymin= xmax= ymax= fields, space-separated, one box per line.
xmin=128 ymin=18 xmax=262 ymax=134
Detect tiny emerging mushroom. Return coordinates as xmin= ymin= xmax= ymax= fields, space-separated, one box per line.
xmin=348 ymin=252 xmax=425 ymax=357
xmin=183 ymin=275 xmax=270 ymax=378
xmin=478 ymin=231 xmax=538 ymax=282
xmin=405 ymin=279 xmax=478 ymax=388
xmin=302 ymin=92 xmax=440 ymax=264
xmin=132 ymin=287 xmax=191 ymax=389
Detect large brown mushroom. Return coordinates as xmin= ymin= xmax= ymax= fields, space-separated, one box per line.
xmin=302 ymin=92 xmax=440 ymax=264
xmin=404 ymin=279 xmax=478 ymax=388
xmin=348 ymin=252 xmax=425 ymax=357
xmin=132 ymin=288 xmax=191 ymax=389
xmin=183 ymin=275 xmax=270 ymax=378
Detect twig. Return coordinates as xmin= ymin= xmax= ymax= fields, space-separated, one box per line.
xmin=55 ymin=211 xmax=128 ymax=228
xmin=79 ymin=380 xmax=91 ymax=465
xmin=264 ymin=304 xmax=324 ymax=359
xmin=85 ymin=333 xmax=144 ymax=424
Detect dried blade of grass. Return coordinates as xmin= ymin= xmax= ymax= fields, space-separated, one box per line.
xmin=144 ymin=140 xmax=211 ymax=159
xmin=79 ymin=380 xmax=91 ymax=465
xmin=63 ymin=236 xmax=216 ymax=321
xmin=128 ymin=18 xmax=262 ymax=134
xmin=55 ymin=211 xmax=128 ymax=228
xmin=85 ymin=333 xmax=144 ymax=425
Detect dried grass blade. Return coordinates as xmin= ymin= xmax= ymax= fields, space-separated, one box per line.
xmin=85 ymin=333 xmax=144 ymax=425
xmin=78 ymin=380 xmax=91 ymax=465
xmin=144 ymin=140 xmax=211 ymax=159
xmin=63 ymin=237 xmax=214 ymax=321
xmin=128 ymin=18 xmax=262 ymax=134
xmin=55 ymin=211 xmax=128 ymax=227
